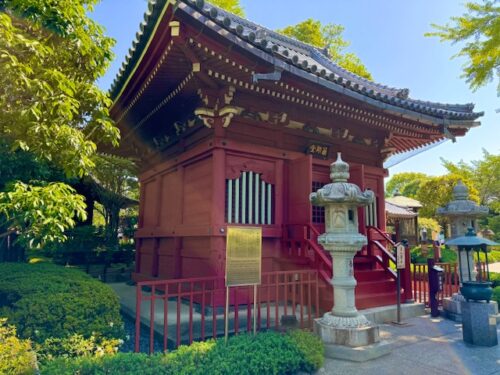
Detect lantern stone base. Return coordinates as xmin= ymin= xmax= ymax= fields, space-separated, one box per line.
xmin=314 ymin=313 xmax=391 ymax=361
xmin=461 ymin=301 xmax=499 ymax=347
xmin=444 ymin=294 xmax=499 ymax=324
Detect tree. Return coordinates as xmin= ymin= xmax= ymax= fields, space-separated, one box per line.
xmin=427 ymin=1 xmax=500 ymax=94
xmin=277 ymin=18 xmax=372 ymax=80
xmin=441 ymin=150 xmax=500 ymax=212
xmin=416 ymin=174 xmax=479 ymax=218
xmin=209 ymin=0 xmax=244 ymax=16
xmin=0 ymin=0 xmax=119 ymax=246
xmin=90 ymin=154 xmax=138 ymax=243
xmin=0 ymin=182 xmax=86 ymax=248
xmin=385 ymin=172 xmax=429 ymax=198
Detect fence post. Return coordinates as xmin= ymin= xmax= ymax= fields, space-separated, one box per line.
xmin=135 ymin=284 xmax=142 ymax=352
xmin=401 ymin=240 xmax=413 ymax=303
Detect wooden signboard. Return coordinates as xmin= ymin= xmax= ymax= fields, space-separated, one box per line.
xmin=225 ymin=226 xmax=262 ymax=287
xmin=396 ymin=243 xmax=406 ymax=270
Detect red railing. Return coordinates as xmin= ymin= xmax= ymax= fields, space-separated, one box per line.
xmin=283 ymin=224 xmax=332 ymax=283
xmin=367 ymin=226 xmax=412 ymax=302
xmin=411 ymin=262 xmax=460 ymax=306
xmin=135 ymin=269 xmax=320 ymax=353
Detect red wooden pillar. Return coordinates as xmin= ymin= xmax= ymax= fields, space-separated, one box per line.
xmin=211 ymin=120 xmax=227 ymax=306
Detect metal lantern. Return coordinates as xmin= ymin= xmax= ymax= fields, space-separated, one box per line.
xmin=445 ymin=228 xmax=498 ymax=302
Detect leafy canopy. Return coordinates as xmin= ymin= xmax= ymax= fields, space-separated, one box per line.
xmin=277 ymin=18 xmax=373 ymax=80
xmin=427 ymin=1 xmax=500 ymax=94
xmin=0 ymin=182 xmax=87 ymax=248
xmin=385 ymin=172 xmax=429 ymax=198
xmin=441 ymin=149 xmax=500 ymax=212
xmin=0 ymin=0 xmax=119 ymax=246
xmin=416 ymin=174 xmax=479 ymax=218
xmin=209 ymin=0 xmax=244 ymax=16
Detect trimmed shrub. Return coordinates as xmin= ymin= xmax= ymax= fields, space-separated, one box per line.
xmin=40 ymin=330 xmax=324 ymax=375
xmin=36 ymin=334 xmax=121 ymax=362
xmin=490 ymin=272 xmax=500 ymax=288
xmin=0 ymin=263 xmax=124 ymax=343
xmin=287 ymin=329 xmax=324 ymax=372
xmin=0 ymin=319 xmax=38 ymax=375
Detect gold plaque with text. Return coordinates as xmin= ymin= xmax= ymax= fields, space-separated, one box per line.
xmin=225 ymin=227 xmax=262 ymax=286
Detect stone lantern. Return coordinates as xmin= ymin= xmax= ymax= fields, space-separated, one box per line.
xmin=311 ymin=153 xmax=388 ymax=361
xmin=437 ymin=180 xmax=489 ymax=282
xmin=437 ymin=180 xmax=489 ymax=322
xmin=445 ymin=229 xmax=499 ymax=346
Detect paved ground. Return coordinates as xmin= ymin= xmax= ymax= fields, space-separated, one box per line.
xmin=490 ymin=262 xmax=500 ymax=273
xmin=319 ymin=315 xmax=500 ymax=375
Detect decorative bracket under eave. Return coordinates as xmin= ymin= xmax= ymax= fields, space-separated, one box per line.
xmin=194 ymin=105 xmax=243 ymax=128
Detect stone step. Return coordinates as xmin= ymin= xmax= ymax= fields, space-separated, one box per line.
xmin=359 ymin=302 xmax=426 ymax=324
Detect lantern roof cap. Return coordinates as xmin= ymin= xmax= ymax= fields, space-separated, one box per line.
xmin=436 ymin=181 xmax=489 ymax=217
xmin=310 ymin=153 xmax=374 ymax=207
xmin=445 ymin=228 xmax=499 ymax=248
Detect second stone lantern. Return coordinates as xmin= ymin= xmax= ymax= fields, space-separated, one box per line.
xmin=311 ymin=153 xmax=389 ymax=361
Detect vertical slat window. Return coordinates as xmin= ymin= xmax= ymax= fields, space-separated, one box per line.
xmin=365 ymin=196 xmax=378 ymax=227
xmin=226 ymin=171 xmax=274 ymax=224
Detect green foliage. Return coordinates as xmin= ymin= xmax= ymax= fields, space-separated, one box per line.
xmin=427 ymin=1 xmax=500 ymax=94
xmin=386 ymin=172 xmax=429 ymax=198
xmin=410 ymin=245 xmax=500 ymax=264
xmin=209 ymin=0 xmax=244 ymax=16
xmin=0 ymin=1 xmax=119 ymax=177
xmin=40 ymin=330 xmax=324 ymax=375
xmin=490 ymin=272 xmax=500 ymax=287
xmin=442 ymin=150 xmax=500 ymax=213
xmin=416 ymin=174 xmax=479 ymax=218
xmin=0 ymin=182 xmax=87 ymax=247
xmin=277 ymin=18 xmax=372 ymax=80
xmin=287 ymin=329 xmax=324 ymax=372
xmin=0 ymin=0 xmax=121 ymax=247
xmin=41 ymin=353 xmax=166 ymax=375
xmin=411 ymin=245 xmax=457 ymax=264
xmin=486 ymin=215 xmax=500 ymax=241
xmin=0 ymin=263 xmax=124 ymax=344
xmin=418 ymin=217 xmax=441 ymax=234
xmin=36 ymin=334 xmax=121 ymax=362
xmin=0 ymin=139 xmax=65 ymax=190
xmin=0 ymin=318 xmax=38 ymax=375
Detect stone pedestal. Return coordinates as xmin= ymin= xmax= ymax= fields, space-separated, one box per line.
xmin=443 ymin=293 xmax=466 ymax=322
xmin=314 ymin=314 xmax=390 ymax=362
xmin=445 ymin=294 xmax=500 ymax=323
xmin=461 ymin=301 xmax=499 ymax=347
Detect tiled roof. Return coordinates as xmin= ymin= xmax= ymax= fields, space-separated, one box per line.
xmin=386 ymin=195 xmax=423 ymax=209
xmin=110 ymin=0 xmax=483 ymax=123
xmin=385 ymin=201 xmax=417 ymax=219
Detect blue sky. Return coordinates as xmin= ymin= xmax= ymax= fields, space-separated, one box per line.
xmin=91 ymin=0 xmax=499 ymax=177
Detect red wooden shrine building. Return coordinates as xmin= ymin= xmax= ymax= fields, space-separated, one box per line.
xmin=109 ymin=0 xmax=482 ymax=310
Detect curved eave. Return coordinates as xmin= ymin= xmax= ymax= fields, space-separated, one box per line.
xmin=109 ymin=0 xmax=483 ymax=131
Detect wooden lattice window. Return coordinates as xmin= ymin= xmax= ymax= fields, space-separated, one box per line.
xmin=225 ymin=171 xmax=274 ymax=224
xmin=312 ymin=181 xmax=325 ymax=224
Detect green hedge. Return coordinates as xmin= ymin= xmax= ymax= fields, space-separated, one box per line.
xmin=40 ymin=330 xmax=324 ymax=375
xmin=0 ymin=263 xmax=124 ymax=343
xmin=490 ymin=272 xmax=500 ymax=288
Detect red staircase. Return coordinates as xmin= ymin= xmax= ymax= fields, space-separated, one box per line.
xmin=282 ymin=224 xmax=408 ymax=312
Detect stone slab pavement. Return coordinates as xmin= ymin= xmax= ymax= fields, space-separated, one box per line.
xmin=318 ymin=315 xmax=500 ymax=375
xmin=490 ymin=262 xmax=500 ymax=273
